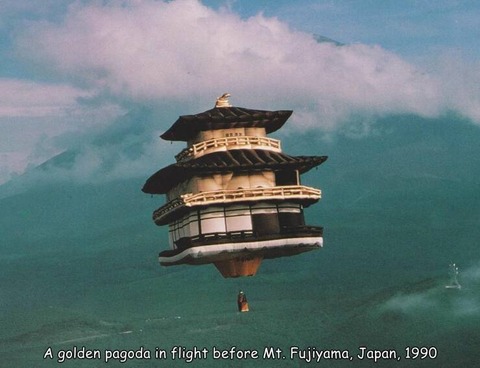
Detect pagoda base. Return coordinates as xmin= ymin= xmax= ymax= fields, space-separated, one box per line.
xmin=214 ymin=257 xmax=263 ymax=278
xmin=158 ymin=235 xmax=322 ymax=277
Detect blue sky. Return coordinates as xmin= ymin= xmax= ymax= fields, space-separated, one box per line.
xmin=0 ymin=0 xmax=479 ymax=184
xmin=204 ymin=0 xmax=480 ymax=59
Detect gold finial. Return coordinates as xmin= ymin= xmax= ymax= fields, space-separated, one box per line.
xmin=215 ymin=93 xmax=231 ymax=108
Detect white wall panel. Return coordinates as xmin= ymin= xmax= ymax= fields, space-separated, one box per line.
xmin=201 ymin=217 xmax=226 ymax=234
xmin=226 ymin=215 xmax=252 ymax=232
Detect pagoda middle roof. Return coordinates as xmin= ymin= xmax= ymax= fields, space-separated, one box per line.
xmin=142 ymin=149 xmax=327 ymax=194
xmin=161 ymin=107 xmax=293 ymax=141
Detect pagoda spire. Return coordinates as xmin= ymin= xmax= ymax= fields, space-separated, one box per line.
xmin=215 ymin=93 xmax=232 ymax=108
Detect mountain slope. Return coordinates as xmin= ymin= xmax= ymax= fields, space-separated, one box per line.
xmin=1 ymin=111 xmax=480 ymax=367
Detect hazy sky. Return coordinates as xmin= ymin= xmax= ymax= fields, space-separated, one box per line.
xmin=0 ymin=0 xmax=479 ymax=184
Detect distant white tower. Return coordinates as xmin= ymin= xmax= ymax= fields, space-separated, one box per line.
xmin=445 ymin=263 xmax=461 ymax=289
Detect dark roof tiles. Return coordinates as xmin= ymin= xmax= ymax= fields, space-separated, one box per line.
xmin=161 ymin=107 xmax=293 ymax=141
xmin=142 ymin=149 xmax=327 ymax=194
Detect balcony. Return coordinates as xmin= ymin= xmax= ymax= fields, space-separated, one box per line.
xmin=173 ymin=225 xmax=323 ymax=250
xmin=175 ymin=135 xmax=281 ymax=162
xmin=153 ymin=185 xmax=321 ymax=225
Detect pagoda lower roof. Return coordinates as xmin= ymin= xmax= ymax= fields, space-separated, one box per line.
xmin=142 ymin=149 xmax=327 ymax=194
xmin=160 ymin=107 xmax=293 ymax=141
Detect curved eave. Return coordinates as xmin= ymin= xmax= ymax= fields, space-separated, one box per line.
xmin=160 ymin=107 xmax=293 ymax=141
xmin=142 ymin=150 xmax=328 ymax=194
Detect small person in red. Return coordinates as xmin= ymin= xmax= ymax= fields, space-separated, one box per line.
xmin=237 ymin=291 xmax=249 ymax=312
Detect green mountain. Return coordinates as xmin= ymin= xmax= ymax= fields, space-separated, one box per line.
xmin=1 ymin=110 xmax=479 ymax=367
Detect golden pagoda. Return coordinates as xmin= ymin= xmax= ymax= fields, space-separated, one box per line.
xmin=142 ymin=94 xmax=327 ymax=277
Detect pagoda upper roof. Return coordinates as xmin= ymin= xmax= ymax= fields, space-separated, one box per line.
xmin=142 ymin=149 xmax=327 ymax=194
xmin=160 ymin=107 xmax=293 ymax=141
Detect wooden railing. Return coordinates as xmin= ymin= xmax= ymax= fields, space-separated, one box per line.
xmin=153 ymin=185 xmax=321 ymax=224
xmin=175 ymin=135 xmax=281 ymax=161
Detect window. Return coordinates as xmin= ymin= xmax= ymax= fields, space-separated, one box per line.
xmin=275 ymin=170 xmax=299 ymax=186
xmin=225 ymin=206 xmax=252 ymax=232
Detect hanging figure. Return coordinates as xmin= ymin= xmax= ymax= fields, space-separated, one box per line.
xmin=237 ymin=291 xmax=249 ymax=312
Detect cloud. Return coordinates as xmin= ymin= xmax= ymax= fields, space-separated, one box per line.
xmin=4 ymin=105 xmax=180 ymax=189
xmin=0 ymin=78 xmax=124 ymax=184
xmin=3 ymin=0 xmax=480 ymax=187
xmin=383 ymin=291 xmax=438 ymax=314
xmin=0 ymin=78 xmax=91 ymax=118
xmin=13 ymin=0 xmax=479 ymax=131
xmin=430 ymin=53 xmax=480 ymax=122
xmin=381 ymin=263 xmax=480 ymax=318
